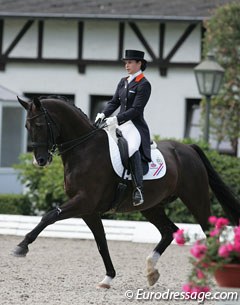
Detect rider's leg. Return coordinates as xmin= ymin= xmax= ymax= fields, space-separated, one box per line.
xmin=129 ymin=150 xmax=144 ymax=206
xmin=118 ymin=121 xmax=143 ymax=206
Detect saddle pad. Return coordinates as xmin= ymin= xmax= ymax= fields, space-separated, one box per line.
xmin=104 ymin=129 xmax=166 ymax=180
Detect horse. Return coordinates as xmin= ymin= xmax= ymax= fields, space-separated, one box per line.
xmin=15 ymin=96 xmax=240 ymax=289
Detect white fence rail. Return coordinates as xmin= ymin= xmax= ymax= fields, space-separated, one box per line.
xmin=0 ymin=214 xmax=205 ymax=243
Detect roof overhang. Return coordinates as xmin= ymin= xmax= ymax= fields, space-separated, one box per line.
xmin=0 ymin=12 xmax=205 ymax=23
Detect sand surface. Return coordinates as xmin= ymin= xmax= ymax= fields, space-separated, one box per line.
xmin=0 ymin=235 xmax=228 ymax=305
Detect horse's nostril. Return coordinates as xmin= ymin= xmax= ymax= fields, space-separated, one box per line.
xmin=37 ymin=158 xmax=46 ymax=166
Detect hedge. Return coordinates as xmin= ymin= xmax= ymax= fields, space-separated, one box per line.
xmin=0 ymin=194 xmax=31 ymax=215
xmin=8 ymin=139 xmax=240 ymax=223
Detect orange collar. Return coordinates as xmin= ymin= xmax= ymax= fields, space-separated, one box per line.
xmin=135 ymin=73 xmax=144 ymax=82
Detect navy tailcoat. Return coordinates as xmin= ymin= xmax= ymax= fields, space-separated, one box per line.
xmin=103 ymin=73 xmax=151 ymax=162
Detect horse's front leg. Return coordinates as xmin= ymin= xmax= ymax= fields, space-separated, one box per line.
xmin=82 ymin=214 xmax=116 ymax=289
xmin=12 ymin=193 xmax=86 ymax=257
xmin=13 ymin=207 xmax=62 ymax=256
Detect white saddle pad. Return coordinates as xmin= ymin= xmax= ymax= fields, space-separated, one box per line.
xmin=104 ymin=129 xmax=166 ymax=180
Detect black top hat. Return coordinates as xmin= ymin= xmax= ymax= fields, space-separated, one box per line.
xmin=122 ymin=50 xmax=147 ymax=63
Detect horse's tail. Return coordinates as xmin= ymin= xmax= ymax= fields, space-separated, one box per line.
xmin=190 ymin=144 xmax=240 ymax=225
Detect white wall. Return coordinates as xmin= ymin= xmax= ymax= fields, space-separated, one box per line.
xmin=0 ymin=18 xmax=202 ymax=140
xmin=0 ymin=62 xmax=200 ymax=140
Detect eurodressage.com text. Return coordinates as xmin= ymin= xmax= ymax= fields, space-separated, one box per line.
xmin=124 ymin=288 xmax=239 ymax=303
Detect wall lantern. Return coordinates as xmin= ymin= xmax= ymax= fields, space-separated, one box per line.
xmin=194 ymin=53 xmax=225 ymax=143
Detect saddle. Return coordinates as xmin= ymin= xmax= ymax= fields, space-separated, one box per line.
xmin=102 ymin=126 xmax=167 ymax=211
xmin=116 ymin=128 xmax=149 ymax=175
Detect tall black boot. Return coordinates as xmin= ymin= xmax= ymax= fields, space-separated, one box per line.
xmin=129 ymin=151 xmax=144 ymax=206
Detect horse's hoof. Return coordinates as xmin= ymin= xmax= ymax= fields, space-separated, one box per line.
xmin=12 ymin=245 xmax=29 ymax=257
xmin=97 ymin=283 xmax=111 ymax=289
xmin=147 ymin=269 xmax=160 ymax=286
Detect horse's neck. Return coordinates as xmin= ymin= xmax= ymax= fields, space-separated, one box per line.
xmin=60 ymin=114 xmax=94 ymax=141
xmin=46 ymin=101 xmax=94 ymax=142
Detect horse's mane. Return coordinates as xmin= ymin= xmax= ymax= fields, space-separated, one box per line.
xmin=39 ymin=95 xmax=93 ymax=126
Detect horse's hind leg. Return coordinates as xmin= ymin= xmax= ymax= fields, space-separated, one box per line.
xmin=178 ymin=180 xmax=211 ymax=232
xmin=141 ymin=206 xmax=178 ymax=286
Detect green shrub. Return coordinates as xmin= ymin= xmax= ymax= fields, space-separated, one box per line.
xmin=14 ymin=154 xmax=67 ymax=214
xmin=103 ymin=211 xmax=146 ymax=221
xmin=0 ymin=194 xmax=31 ymax=215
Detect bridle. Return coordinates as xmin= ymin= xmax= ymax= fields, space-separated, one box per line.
xmin=27 ymin=106 xmax=99 ymax=156
xmin=27 ymin=107 xmax=59 ymax=155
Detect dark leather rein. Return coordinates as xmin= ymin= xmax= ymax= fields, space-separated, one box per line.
xmin=27 ymin=106 xmax=99 ymax=156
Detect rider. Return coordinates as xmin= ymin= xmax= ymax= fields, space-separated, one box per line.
xmin=95 ymin=49 xmax=151 ymax=206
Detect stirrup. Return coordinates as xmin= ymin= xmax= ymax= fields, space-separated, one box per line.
xmin=133 ymin=187 xmax=144 ymax=206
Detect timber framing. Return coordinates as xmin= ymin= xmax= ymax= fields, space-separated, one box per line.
xmin=0 ymin=19 xmax=201 ymax=76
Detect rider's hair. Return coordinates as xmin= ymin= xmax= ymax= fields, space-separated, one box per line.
xmin=140 ymin=60 xmax=147 ymax=72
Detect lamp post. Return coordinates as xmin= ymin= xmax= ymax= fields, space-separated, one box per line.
xmin=194 ymin=53 xmax=225 ymax=143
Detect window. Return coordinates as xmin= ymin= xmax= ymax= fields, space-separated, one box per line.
xmin=185 ymin=99 xmax=201 ymax=139
xmin=90 ymin=95 xmax=111 ymax=122
xmin=0 ymin=105 xmax=25 ymax=167
xmin=185 ymin=98 xmax=234 ymax=155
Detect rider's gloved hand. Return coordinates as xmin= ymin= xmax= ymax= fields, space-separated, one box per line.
xmin=105 ymin=116 xmax=118 ymax=126
xmin=95 ymin=113 xmax=105 ymax=123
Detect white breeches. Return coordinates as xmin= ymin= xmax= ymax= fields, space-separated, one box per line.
xmin=118 ymin=121 xmax=141 ymax=157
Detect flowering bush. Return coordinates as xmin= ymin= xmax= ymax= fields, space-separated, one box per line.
xmin=173 ymin=216 xmax=240 ymax=293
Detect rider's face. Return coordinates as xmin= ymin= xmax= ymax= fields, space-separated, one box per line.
xmin=124 ymin=60 xmax=142 ymax=75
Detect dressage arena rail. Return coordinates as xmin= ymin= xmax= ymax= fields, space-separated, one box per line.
xmin=0 ymin=214 xmax=205 ymax=243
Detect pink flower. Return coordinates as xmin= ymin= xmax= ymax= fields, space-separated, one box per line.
xmin=234 ymin=227 xmax=240 ymax=252
xmin=215 ymin=217 xmax=229 ymax=229
xmin=234 ymin=226 xmax=240 ymax=239
xmin=191 ymin=286 xmax=202 ymax=294
xmin=173 ymin=229 xmax=186 ymax=245
xmin=196 ymin=269 xmax=205 ymax=279
xmin=208 ymin=216 xmax=218 ymax=225
xmin=202 ymin=286 xmax=210 ymax=293
xmin=182 ymin=283 xmax=192 ymax=293
xmin=190 ymin=242 xmax=207 ymax=259
xmin=182 ymin=283 xmax=211 ymax=300
xmin=192 ymin=285 xmax=210 ymax=296
xmin=182 ymin=283 xmax=210 ymax=295
xmin=233 ymin=237 xmax=240 ymax=252
xmin=218 ymin=243 xmax=234 ymax=258
xmin=209 ymin=228 xmax=220 ymax=237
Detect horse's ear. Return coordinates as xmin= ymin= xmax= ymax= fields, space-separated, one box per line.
xmin=33 ymin=97 xmax=42 ymax=109
xmin=17 ymin=96 xmax=30 ymax=110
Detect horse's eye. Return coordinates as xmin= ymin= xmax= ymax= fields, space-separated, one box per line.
xmin=35 ymin=123 xmax=44 ymax=127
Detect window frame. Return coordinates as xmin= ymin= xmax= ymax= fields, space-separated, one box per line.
xmin=0 ymin=101 xmax=27 ymax=168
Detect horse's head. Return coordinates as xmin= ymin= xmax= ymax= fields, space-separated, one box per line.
xmin=18 ymin=96 xmax=58 ymax=167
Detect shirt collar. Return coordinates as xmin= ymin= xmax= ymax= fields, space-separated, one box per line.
xmin=127 ymin=70 xmax=142 ymax=83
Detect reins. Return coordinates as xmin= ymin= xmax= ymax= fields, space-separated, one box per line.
xmin=57 ymin=129 xmax=100 ymax=155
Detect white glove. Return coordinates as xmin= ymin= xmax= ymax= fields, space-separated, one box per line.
xmin=95 ymin=113 xmax=105 ymax=123
xmin=105 ymin=116 xmax=118 ymax=126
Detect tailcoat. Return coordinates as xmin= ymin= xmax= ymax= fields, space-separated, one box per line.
xmin=103 ymin=73 xmax=151 ymax=161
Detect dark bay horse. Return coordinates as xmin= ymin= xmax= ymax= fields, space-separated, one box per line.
xmin=15 ymin=96 xmax=240 ymax=288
